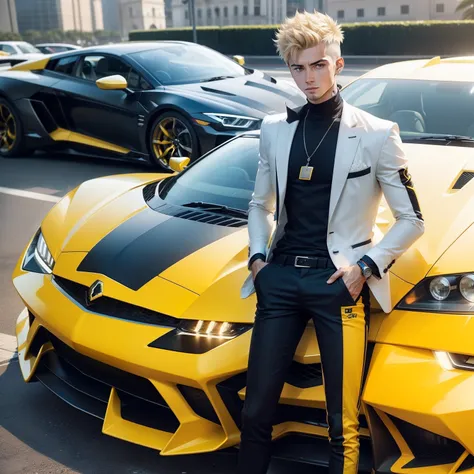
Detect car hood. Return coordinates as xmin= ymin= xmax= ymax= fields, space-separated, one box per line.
xmin=164 ymin=70 xmax=306 ymax=116
xmin=41 ymin=143 xmax=473 ymax=321
xmin=377 ymin=143 xmax=474 ymax=284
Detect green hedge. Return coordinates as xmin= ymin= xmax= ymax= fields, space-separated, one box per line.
xmin=129 ymin=21 xmax=474 ymax=56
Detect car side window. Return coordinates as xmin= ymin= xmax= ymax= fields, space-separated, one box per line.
xmin=75 ymin=54 xmax=151 ymax=90
xmin=52 ymin=56 xmax=80 ymax=75
xmin=0 ymin=45 xmax=16 ymax=54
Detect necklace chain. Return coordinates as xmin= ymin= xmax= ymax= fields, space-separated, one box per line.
xmin=303 ymin=109 xmax=339 ymax=167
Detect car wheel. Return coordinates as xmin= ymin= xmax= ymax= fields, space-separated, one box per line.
xmin=149 ymin=111 xmax=199 ymax=170
xmin=0 ymin=98 xmax=26 ymax=158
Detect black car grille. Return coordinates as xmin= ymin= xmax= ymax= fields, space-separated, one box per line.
xmin=53 ymin=275 xmax=179 ymax=328
xmin=34 ymin=329 xmax=180 ymax=432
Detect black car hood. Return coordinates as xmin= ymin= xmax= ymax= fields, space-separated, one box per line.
xmin=164 ymin=70 xmax=305 ymax=116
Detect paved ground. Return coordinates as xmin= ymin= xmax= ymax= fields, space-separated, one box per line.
xmin=0 ymin=62 xmax=370 ymax=473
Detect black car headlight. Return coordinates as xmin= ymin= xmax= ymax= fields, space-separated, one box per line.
xmin=177 ymin=319 xmax=250 ymax=339
xmin=203 ymin=113 xmax=259 ymax=130
xmin=22 ymin=230 xmax=55 ymax=274
xmin=396 ymin=273 xmax=474 ymax=313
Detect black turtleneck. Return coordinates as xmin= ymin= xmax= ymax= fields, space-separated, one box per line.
xmin=273 ymin=91 xmax=343 ymax=259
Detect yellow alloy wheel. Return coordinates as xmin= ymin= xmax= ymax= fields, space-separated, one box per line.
xmin=151 ymin=116 xmax=193 ymax=169
xmin=0 ymin=103 xmax=16 ymax=153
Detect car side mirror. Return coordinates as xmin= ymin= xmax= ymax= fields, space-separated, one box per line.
xmin=232 ymin=55 xmax=245 ymax=66
xmin=169 ymin=157 xmax=190 ymax=173
xmin=96 ymin=74 xmax=128 ymax=90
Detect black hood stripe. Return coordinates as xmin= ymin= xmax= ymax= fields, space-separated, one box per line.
xmin=77 ymin=208 xmax=236 ymax=290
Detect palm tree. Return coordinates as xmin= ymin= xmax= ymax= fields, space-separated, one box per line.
xmin=456 ymin=0 xmax=474 ymax=19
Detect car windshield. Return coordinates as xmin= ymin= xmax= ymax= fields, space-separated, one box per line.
xmin=159 ymin=136 xmax=259 ymax=211
xmin=341 ymin=78 xmax=474 ymax=144
xmin=17 ymin=42 xmax=41 ymax=54
xmin=130 ymin=43 xmax=249 ymax=85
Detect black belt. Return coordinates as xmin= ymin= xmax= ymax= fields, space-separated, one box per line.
xmin=272 ymin=254 xmax=333 ymax=269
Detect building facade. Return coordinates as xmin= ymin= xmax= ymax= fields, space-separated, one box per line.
xmin=120 ymin=0 xmax=166 ymax=37
xmin=170 ymin=0 xmax=461 ymax=27
xmin=328 ymin=0 xmax=462 ymax=23
xmin=15 ymin=0 xmax=104 ymax=33
xmin=102 ymin=0 xmax=122 ymax=32
xmin=0 ymin=0 xmax=19 ymax=33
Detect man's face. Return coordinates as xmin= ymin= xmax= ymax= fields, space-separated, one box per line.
xmin=289 ymin=43 xmax=344 ymax=104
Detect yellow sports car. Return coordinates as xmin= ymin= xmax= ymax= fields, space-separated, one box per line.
xmin=12 ymin=56 xmax=474 ymax=472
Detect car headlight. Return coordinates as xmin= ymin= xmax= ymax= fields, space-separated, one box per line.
xmin=22 ymin=230 xmax=55 ymax=274
xmin=178 ymin=319 xmax=251 ymax=339
xmin=396 ymin=273 xmax=474 ymax=313
xmin=203 ymin=113 xmax=259 ymax=129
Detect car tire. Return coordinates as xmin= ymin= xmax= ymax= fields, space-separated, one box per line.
xmin=0 ymin=97 xmax=27 ymax=158
xmin=149 ymin=111 xmax=199 ymax=170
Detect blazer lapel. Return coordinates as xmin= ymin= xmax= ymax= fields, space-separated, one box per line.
xmin=328 ymin=102 xmax=363 ymax=223
xmin=275 ymin=119 xmax=299 ymax=220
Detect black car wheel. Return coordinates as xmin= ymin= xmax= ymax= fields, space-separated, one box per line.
xmin=0 ymin=98 xmax=25 ymax=158
xmin=150 ymin=111 xmax=199 ymax=170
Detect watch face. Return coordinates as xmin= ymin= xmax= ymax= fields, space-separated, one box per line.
xmin=363 ymin=267 xmax=372 ymax=278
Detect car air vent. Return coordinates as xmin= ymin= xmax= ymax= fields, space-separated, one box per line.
xmin=143 ymin=182 xmax=159 ymax=202
xmin=154 ymin=203 xmax=247 ymax=228
xmin=30 ymin=100 xmax=57 ymax=133
xmin=452 ymin=171 xmax=474 ymax=190
xmin=262 ymin=73 xmax=277 ymax=84
xmin=200 ymin=86 xmax=236 ymax=96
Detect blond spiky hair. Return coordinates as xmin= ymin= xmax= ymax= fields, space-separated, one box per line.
xmin=275 ymin=10 xmax=344 ymax=64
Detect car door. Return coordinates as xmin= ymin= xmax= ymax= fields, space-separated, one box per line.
xmin=55 ymin=53 xmax=144 ymax=152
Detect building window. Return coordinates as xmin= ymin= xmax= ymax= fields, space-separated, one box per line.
xmin=436 ymin=3 xmax=445 ymax=13
xmin=377 ymin=7 xmax=386 ymax=16
xmin=152 ymin=7 xmax=156 ymax=17
xmin=215 ymin=7 xmax=220 ymax=17
xmin=207 ymin=8 xmax=212 ymax=19
xmin=198 ymin=8 xmax=202 ymax=19
xmin=401 ymin=5 xmax=409 ymax=14
xmin=185 ymin=9 xmax=189 ymax=20
xmin=243 ymin=5 xmax=248 ymax=15
xmin=129 ymin=6 xmax=133 ymax=17
xmin=254 ymin=0 xmax=261 ymax=16
xmin=234 ymin=5 xmax=238 ymax=16
xmin=337 ymin=9 xmax=344 ymax=19
xmin=224 ymin=6 xmax=228 ymax=17
xmin=357 ymin=8 xmax=364 ymax=18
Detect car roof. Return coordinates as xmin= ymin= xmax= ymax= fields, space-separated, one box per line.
xmin=364 ymin=56 xmax=474 ymax=82
xmin=36 ymin=43 xmax=80 ymax=47
xmin=68 ymin=41 xmax=193 ymax=57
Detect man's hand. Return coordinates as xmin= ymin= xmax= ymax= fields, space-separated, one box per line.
xmin=251 ymin=259 xmax=268 ymax=281
xmin=327 ymin=265 xmax=366 ymax=301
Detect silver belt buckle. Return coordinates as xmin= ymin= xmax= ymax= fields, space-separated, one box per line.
xmin=295 ymin=256 xmax=311 ymax=268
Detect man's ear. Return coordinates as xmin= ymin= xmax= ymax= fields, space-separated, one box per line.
xmin=335 ymin=57 xmax=345 ymax=74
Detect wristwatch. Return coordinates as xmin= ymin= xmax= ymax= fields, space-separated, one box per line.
xmin=357 ymin=259 xmax=373 ymax=279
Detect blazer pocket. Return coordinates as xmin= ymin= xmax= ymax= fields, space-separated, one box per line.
xmin=351 ymin=238 xmax=372 ymax=249
xmin=347 ymin=166 xmax=371 ymax=179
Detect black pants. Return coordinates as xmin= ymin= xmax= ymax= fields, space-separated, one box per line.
xmin=237 ymin=261 xmax=370 ymax=474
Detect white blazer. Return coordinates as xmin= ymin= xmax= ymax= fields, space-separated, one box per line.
xmin=240 ymin=100 xmax=425 ymax=313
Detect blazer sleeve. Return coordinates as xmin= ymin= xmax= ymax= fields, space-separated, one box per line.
xmin=247 ymin=117 xmax=277 ymax=263
xmin=365 ymin=122 xmax=425 ymax=277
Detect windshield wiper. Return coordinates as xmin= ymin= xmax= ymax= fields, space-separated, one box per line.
xmin=407 ymin=135 xmax=474 ymax=143
xmin=182 ymin=201 xmax=248 ymax=218
xmin=200 ymin=75 xmax=237 ymax=83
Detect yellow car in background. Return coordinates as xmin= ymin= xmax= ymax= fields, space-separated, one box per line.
xmin=12 ymin=56 xmax=474 ymax=473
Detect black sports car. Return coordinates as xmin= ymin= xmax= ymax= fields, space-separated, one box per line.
xmin=0 ymin=41 xmax=304 ymax=168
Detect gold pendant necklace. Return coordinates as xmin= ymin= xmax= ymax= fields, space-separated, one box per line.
xmin=299 ymin=109 xmax=339 ymax=181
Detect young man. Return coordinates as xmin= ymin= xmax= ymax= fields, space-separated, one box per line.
xmin=238 ymin=10 xmax=424 ymax=474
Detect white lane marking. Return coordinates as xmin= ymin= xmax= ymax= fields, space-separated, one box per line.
xmin=0 ymin=332 xmax=18 ymax=366
xmin=0 ymin=186 xmax=61 ymax=203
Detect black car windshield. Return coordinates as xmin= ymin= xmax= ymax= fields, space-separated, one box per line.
xmin=341 ymin=78 xmax=474 ymax=145
xmin=159 ymin=136 xmax=259 ymax=211
xmin=130 ymin=43 xmax=249 ymax=86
